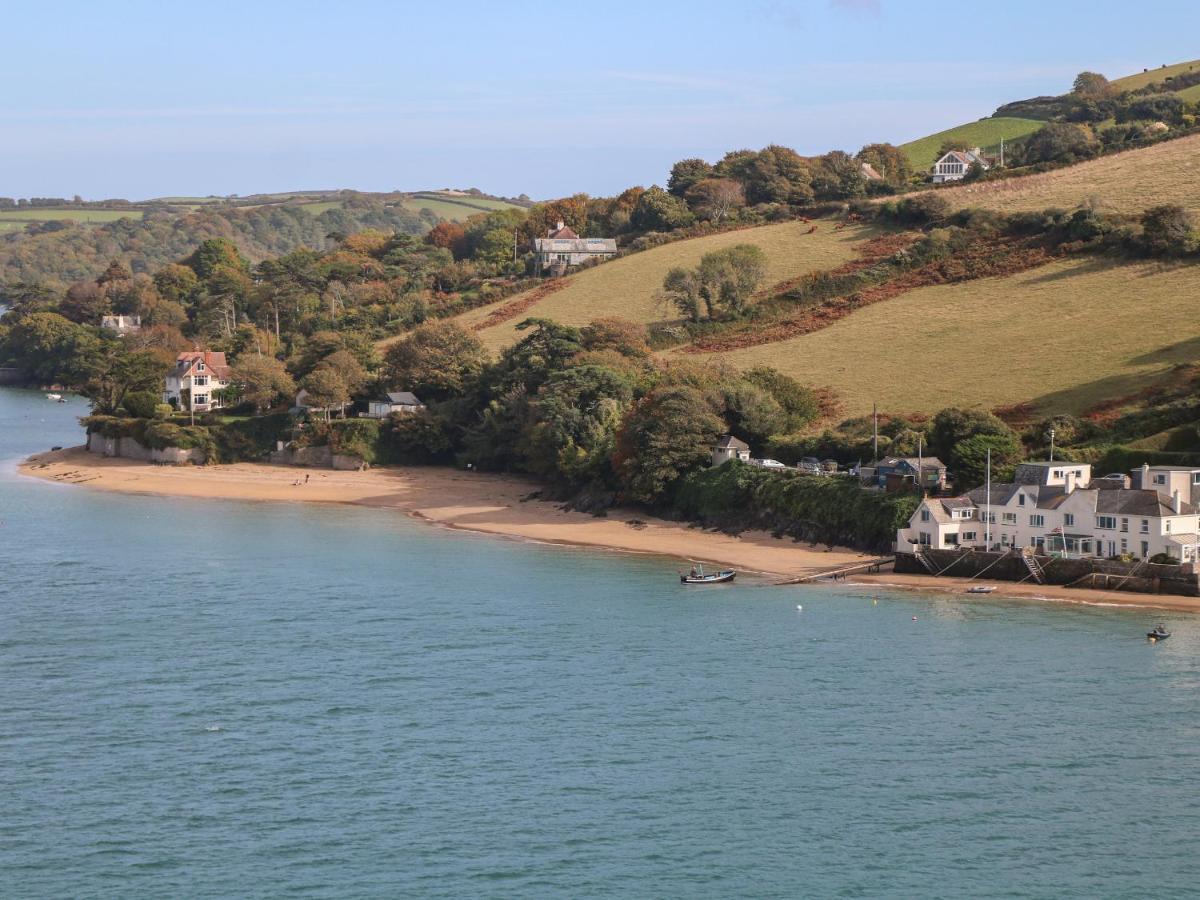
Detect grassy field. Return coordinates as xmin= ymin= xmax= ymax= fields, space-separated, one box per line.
xmin=710 ymin=256 xmax=1200 ymax=417
xmin=412 ymin=193 xmax=517 ymax=212
xmin=899 ymin=117 xmax=1044 ymax=170
xmin=1111 ymin=59 xmax=1200 ymax=91
xmin=457 ymin=221 xmax=878 ymax=351
xmin=401 ymin=195 xmax=519 ymax=222
xmin=0 ymin=208 xmax=144 ymax=224
xmin=296 ymin=201 xmax=342 ymax=215
xmin=1176 ymin=83 xmax=1200 ymax=103
xmin=929 ymin=132 xmax=1200 ymax=216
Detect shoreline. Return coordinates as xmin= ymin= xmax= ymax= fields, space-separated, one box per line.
xmin=20 ymin=448 xmax=1200 ymax=613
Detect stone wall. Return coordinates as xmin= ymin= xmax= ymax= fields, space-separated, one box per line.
xmin=86 ymin=431 xmax=206 ymax=466
xmin=896 ymin=549 xmax=1200 ymax=597
xmin=268 ymin=445 xmax=367 ymax=471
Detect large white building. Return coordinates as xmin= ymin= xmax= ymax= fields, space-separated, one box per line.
xmin=896 ymin=461 xmax=1200 ymax=563
xmin=164 ymin=350 xmax=232 ymax=412
xmin=931 ymin=147 xmax=991 ymax=183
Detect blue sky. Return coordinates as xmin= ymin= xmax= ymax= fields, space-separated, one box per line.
xmin=2 ymin=0 xmax=1197 ymax=200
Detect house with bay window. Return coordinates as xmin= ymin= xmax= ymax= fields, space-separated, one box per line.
xmin=896 ymin=460 xmax=1200 ymax=563
xmin=163 ymin=350 xmax=232 ymax=412
xmin=930 ymin=147 xmax=991 ymax=183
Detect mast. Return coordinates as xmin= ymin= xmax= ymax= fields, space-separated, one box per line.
xmin=985 ymin=447 xmax=992 ymax=550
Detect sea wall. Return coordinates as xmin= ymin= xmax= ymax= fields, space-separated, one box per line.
xmin=268 ymin=445 xmax=367 ymax=471
xmin=896 ymin=550 xmax=1200 ymax=597
xmin=86 ymin=431 xmax=206 ymax=465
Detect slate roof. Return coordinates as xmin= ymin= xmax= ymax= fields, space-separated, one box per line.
xmin=716 ymin=435 xmax=750 ymax=450
xmin=1093 ymin=489 xmax=1196 ymax=517
xmin=386 ymin=391 xmax=423 ymax=406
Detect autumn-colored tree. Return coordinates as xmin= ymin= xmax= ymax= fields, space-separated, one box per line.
xmin=855 ymin=143 xmax=913 ymax=186
xmin=1072 ymin=71 xmax=1113 ymax=99
xmin=630 ymin=186 xmax=695 ymax=232
xmin=580 ymin=317 xmax=651 ymax=358
xmin=152 ymin=263 xmax=199 ymax=302
xmin=684 ymin=177 xmax=745 ymax=222
xmin=384 ymin=320 xmax=489 ymax=400
xmin=426 ymin=221 xmax=468 ymax=258
xmin=667 ymin=158 xmax=714 ymax=197
xmin=231 ymin=354 xmax=296 ymax=413
xmin=300 ymin=365 xmax=350 ymax=421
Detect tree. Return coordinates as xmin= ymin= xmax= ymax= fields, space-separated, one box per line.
xmin=660 ymin=266 xmax=705 ymax=322
xmin=492 ymin=319 xmax=585 ymax=394
xmin=1021 ymin=123 xmax=1099 ymax=165
xmin=1072 ymin=71 xmax=1113 ymax=100
xmin=744 ymin=367 xmax=820 ymax=430
xmin=696 ymin=244 xmax=767 ymax=318
xmin=723 ymin=145 xmax=814 ymax=205
xmin=684 ymin=178 xmax=745 ymax=222
xmin=667 ymin=158 xmax=714 ymax=198
xmin=319 ymin=348 xmax=369 ymax=394
xmin=426 ymin=221 xmax=467 ymax=257
xmin=855 ymin=143 xmax=913 ymax=186
xmin=630 ymin=186 xmax=695 ymax=232
xmin=718 ymin=380 xmax=787 ymax=447
xmin=1141 ymin=205 xmax=1198 ymax=256
xmin=232 ymin=355 xmax=296 ymax=413
xmin=152 ymin=263 xmax=199 ymax=302
xmin=384 ymin=320 xmax=489 ymax=401
xmin=580 ymin=317 xmax=650 ymax=358
xmin=614 ymin=386 xmax=725 ymax=504
xmin=60 ymin=280 xmax=110 ymax=324
xmin=96 ymin=259 xmax=132 ymax=286
xmin=812 ymin=151 xmax=866 ymax=200
xmin=929 ymin=407 xmax=1013 ymax=463
xmin=185 ymin=237 xmax=247 ymax=279
xmin=952 ymin=432 xmax=1024 ymax=489
xmin=0 ymin=312 xmax=103 ymax=384
xmin=300 ymin=366 xmax=349 ymax=422
xmin=82 ymin=348 xmax=170 ymax=415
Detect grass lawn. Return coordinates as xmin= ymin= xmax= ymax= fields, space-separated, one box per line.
xmin=710 ymin=256 xmax=1200 ymax=417
xmin=458 ymin=220 xmax=878 ymax=352
xmin=928 ymin=132 xmax=1200 ymax=216
xmin=0 ymin=208 xmax=144 ymax=224
xmin=899 ymin=117 xmax=1044 ymax=170
xmin=401 ymin=196 xmax=515 ymax=222
xmin=1110 ymin=59 xmax=1200 ymax=91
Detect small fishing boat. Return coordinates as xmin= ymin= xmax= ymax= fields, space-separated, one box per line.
xmin=965 ymin=585 xmax=997 ymax=594
xmin=46 ymin=393 xmax=62 ymax=401
xmin=1147 ymin=625 xmax=1171 ymax=641
xmin=680 ymin=564 xmax=736 ymax=585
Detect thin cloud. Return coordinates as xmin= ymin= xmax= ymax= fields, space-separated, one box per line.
xmin=830 ymin=0 xmax=882 ymax=14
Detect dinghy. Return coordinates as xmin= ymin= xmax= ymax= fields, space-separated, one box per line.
xmin=679 ymin=564 xmax=736 ymax=585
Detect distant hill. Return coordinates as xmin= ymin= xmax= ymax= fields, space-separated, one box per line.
xmin=0 ymin=190 xmax=525 ymax=287
xmin=898 ymin=58 xmax=1200 ymax=171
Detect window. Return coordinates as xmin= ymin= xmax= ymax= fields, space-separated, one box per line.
xmin=1018 ymin=494 xmax=1026 ymax=506
xmin=1140 ymin=519 xmax=1149 ymax=533
xmin=1097 ymin=515 xmax=1117 ymax=530
xmin=1154 ymin=474 xmax=1166 ymax=485
xmin=961 ymin=532 xmax=977 ymax=541
xmin=193 ymin=394 xmax=208 ymax=406
xmin=1002 ymin=512 xmax=1017 ymax=525
xmin=1030 ymin=515 xmax=1045 ymax=527
xmin=193 ymin=375 xmax=208 ymax=387
xmin=197 ymin=361 xmax=205 ymax=372
xmin=1121 ymin=539 xmax=1128 ymax=553
xmin=1064 ymin=513 xmax=1075 ymax=527
xmin=1192 ymin=473 xmax=1200 ymax=485
xmin=1053 ymin=470 xmax=1063 ymax=479
xmin=920 ymin=509 xmax=930 ymax=522
xmin=1121 ymin=518 xmax=1129 ymax=533
xmin=944 ymin=534 xmax=959 ymax=546
xmin=953 ymin=508 xmax=973 ymax=519
xmin=919 ymin=532 xmax=931 ymax=545
xmin=1167 ymin=520 xmax=1172 ymax=534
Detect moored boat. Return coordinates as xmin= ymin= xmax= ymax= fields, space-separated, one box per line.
xmin=1147 ymin=625 xmax=1170 ymax=641
xmin=680 ymin=564 xmax=736 ymax=585
xmin=966 ymin=585 xmax=997 ymax=594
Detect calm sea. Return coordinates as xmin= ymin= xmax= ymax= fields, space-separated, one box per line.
xmin=2 ymin=386 xmax=1199 ymax=899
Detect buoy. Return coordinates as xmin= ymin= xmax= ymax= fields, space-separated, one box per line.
xmin=912 ymin=616 xmax=918 ymax=621
xmin=796 ymin=604 xmax=803 ymax=611
xmin=873 ymin=598 xmax=878 ymax=606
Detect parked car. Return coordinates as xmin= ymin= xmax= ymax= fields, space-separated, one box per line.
xmin=796 ymin=457 xmax=824 ymax=475
xmin=751 ymin=458 xmax=789 ymax=470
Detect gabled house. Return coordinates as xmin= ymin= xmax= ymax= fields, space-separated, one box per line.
xmin=711 ymin=435 xmax=751 ymax=466
xmin=896 ymin=458 xmax=1200 ymax=562
xmin=861 ymin=456 xmax=947 ymax=492
xmin=532 ymin=221 xmax=617 ymax=275
xmin=931 ymin=147 xmax=991 ymax=183
xmin=364 ymin=391 xmax=425 ymax=419
xmin=164 ymin=350 xmax=232 ymax=412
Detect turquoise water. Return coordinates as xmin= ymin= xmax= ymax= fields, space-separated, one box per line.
xmin=2 ymin=387 xmax=1200 ymax=899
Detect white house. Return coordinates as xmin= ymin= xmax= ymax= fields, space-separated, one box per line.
xmin=363 ymin=391 xmax=425 ymax=419
xmin=931 ymin=147 xmax=990 ymax=183
xmin=896 ymin=459 xmax=1200 ymax=563
xmin=532 ymin=221 xmax=617 ymax=275
xmin=100 ymin=314 xmax=141 ymax=334
xmin=164 ymin=350 xmax=232 ymax=412
xmin=711 ymin=435 xmax=751 ymax=466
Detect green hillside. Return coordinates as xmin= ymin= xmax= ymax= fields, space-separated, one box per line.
xmin=899 ymin=117 xmax=1043 ymax=169
xmin=1111 ymin=59 xmax=1200 ymax=91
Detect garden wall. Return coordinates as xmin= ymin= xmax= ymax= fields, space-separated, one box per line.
xmin=86 ymin=431 xmax=205 ymax=466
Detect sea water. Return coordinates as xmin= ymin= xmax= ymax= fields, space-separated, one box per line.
xmin=2 ymin=386 xmax=1199 ymax=899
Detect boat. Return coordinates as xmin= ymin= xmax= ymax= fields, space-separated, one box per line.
xmin=965 ymin=585 xmax=997 ymax=594
xmin=46 ymin=393 xmax=62 ymax=401
xmin=680 ymin=564 xmax=736 ymax=585
xmin=1147 ymin=625 xmax=1171 ymax=641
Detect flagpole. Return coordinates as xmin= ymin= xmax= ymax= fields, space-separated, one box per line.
xmin=985 ymin=447 xmax=992 ymax=550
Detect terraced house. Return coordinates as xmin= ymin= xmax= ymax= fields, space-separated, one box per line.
xmin=896 ymin=462 xmax=1200 ymax=563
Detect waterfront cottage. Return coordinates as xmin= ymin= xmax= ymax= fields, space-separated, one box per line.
xmin=364 ymin=391 xmax=426 ymax=419
xmin=532 ymin=221 xmax=617 ymax=275
xmin=862 ymin=456 xmax=947 ymax=492
xmin=896 ymin=459 xmax=1200 ymax=562
xmin=163 ymin=350 xmax=232 ymax=412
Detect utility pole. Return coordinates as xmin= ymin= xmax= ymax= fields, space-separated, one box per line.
xmin=999 ymin=137 xmax=1005 ymax=168
xmin=872 ymin=402 xmax=878 ymax=462
xmin=917 ymin=434 xmax=924 ymax=497
xmin=1048 ymin=428 xmax=1056 ymax=462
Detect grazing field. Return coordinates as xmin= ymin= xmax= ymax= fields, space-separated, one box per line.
xmin=0 ymin=208 xmax=144 ymax=224
xmin=928 ymin=133 xmax=1200 ymax=216
xmin=296 ymin=201 xmax=342 ymax=215
xmin=1177 ymin=83 xmax=1200 ymax=103
xmin=1111 ymin=59 xmax=1200 ymax=91
xmin=899 ymin=117 xmax=1044 ymax=170
xmin=458 ymin=220 xmax=878 ymax=351
xmin=401 ymin=195 xmax=519 ymax=221
xmin=710 ymin=256 xmax=1200 ymax=417
xmin=412 ymin=193 xmax=518 ymax=212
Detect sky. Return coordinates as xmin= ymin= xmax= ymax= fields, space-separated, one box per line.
xmin=2 ymin=0 xmax=1198 ymax=201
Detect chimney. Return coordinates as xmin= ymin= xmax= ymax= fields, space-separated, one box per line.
xmin=1064 ymin=470 xmax=1076 ymax=494
xmin=1141 ymin=463 xmax=1150 ymax=489
xmin=1173 ymin=490 xmax=1182 ymax=514
xmin=555 ymin=220 xmax=564 ymax=231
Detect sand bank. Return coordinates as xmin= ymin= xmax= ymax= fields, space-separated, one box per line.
xmin=21 ymin=448 xmax=1200 ymax=613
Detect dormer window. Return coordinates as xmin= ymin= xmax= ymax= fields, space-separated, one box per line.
xmin=197 ymin=361 xmax=205 ymax=372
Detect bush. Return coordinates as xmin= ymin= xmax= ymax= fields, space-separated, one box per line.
xmin=123 ymin=390 xmax=161 ymax=419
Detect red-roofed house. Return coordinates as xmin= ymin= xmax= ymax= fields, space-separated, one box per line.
xmin=164 ymin=350 xmax=233 ymax=412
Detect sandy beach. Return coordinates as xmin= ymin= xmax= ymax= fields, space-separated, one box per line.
xmin=21 ymin=448 xmax=1200 ymax=612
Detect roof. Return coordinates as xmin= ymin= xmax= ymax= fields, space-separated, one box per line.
xmin=716 ymin=435 xmax=750 ymax=450
xmin=935 ymin=149 xmax=991 ymax=169
xmin=1167 ymin=533 xmax=1200 ymax=545
xmin=533 ymin=237 xmax=618 ymax=254
xmin=174 ymin=350 xmax=231 ymax=380
xmin=385 ymin=391 xmax=423 ymax=406
xmin=872 ymin=456 xmax=946 ymax=470
xmin=1094 ymin=489 xmax=1196 ymax=517
xmin=547 ymin=222 xmax=580 ymax=239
